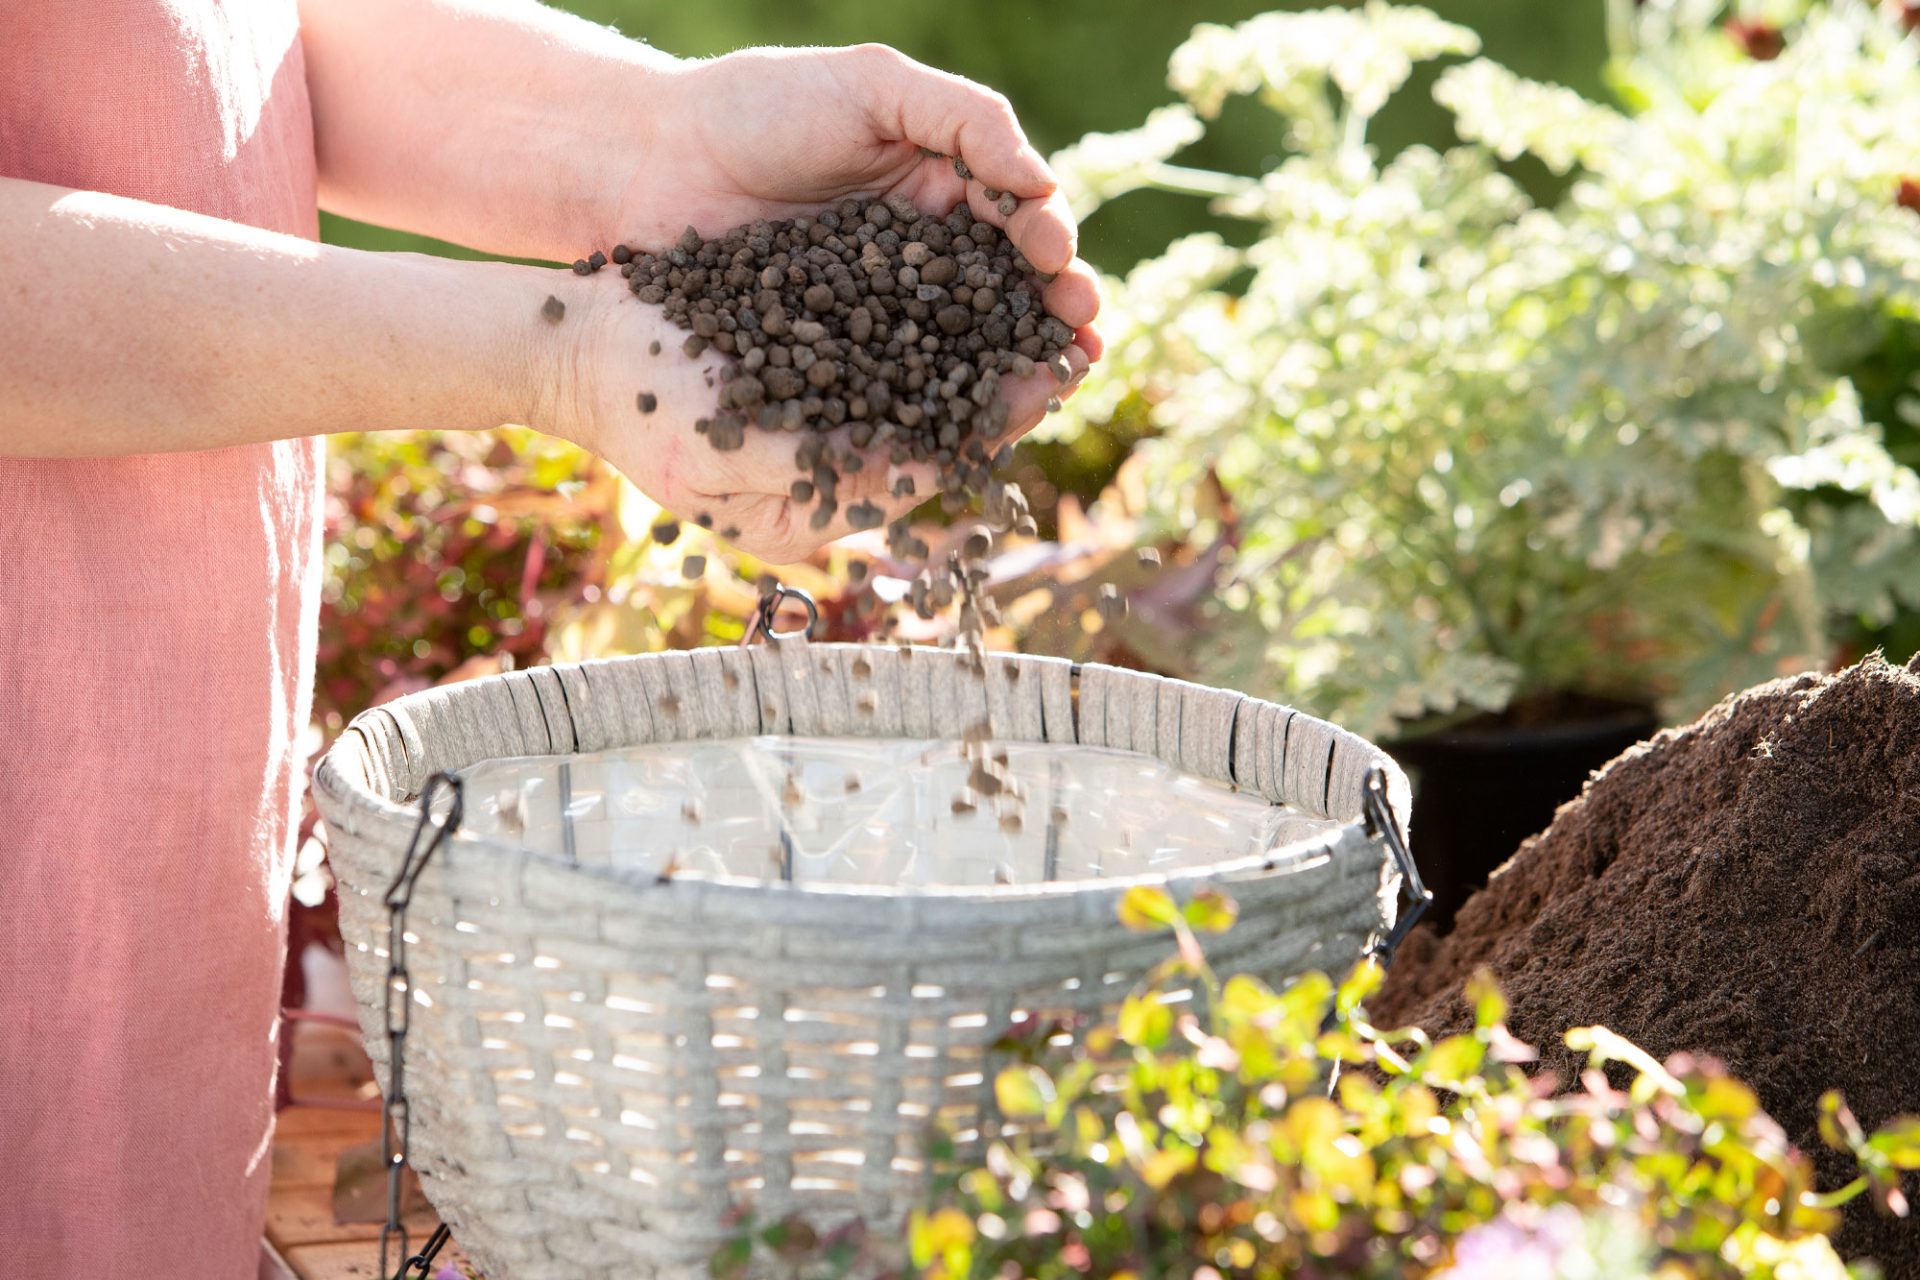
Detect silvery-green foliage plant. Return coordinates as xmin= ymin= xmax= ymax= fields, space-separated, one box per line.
xmin=1053 ymin=0 xmax=1920 ymax=738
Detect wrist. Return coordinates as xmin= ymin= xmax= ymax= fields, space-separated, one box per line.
xmin=546 ymin=54 xmax=691 ymax=258
xmin=603 ymin=60 xmax=707 ymax=252
xmin=383 ymin=254 xmax=572 ymax=439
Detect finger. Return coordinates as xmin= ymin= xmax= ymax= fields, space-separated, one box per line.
xmin=1041 ymin=260 xmax=1102 ymax=331
xmin=961 ymin=184 xmax=1078 ymax=278
xmin=1075 ymin=323 xmax=1106 ymax=364
xmin=853 ymin=45 xmax=1055 ymax=199
xmin=995 ymin=342 xmax=1092 ymax=447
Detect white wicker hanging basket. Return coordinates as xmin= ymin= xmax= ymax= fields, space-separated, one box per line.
xmin=314 ymin=638 xmax=1418 ymax=1280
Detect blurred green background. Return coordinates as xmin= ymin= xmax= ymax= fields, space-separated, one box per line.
xmin=320 ymin=0 xmax=1602 ymax=272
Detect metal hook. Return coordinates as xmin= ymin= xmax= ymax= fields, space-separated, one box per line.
xmin=1362 ymin=765 xmax=1430 ymax=966
xmin=741 ymin=584 xmax=819 ymax=646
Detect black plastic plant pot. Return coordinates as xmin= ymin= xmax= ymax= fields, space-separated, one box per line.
xmin=1386 ymin=703 xmax=1658 ymax=931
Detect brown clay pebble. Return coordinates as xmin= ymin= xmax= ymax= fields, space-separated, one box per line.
xmin=997 ymin=193 xmax=1018 ymax=218
xmin=611 ymin=244 xmax=632 ymax=265
xmin=1372 ymin=656 xmax=1920 ymax=1272
xmin=541 ymin=295 xmax=566 ymax=323
xmin=1137 ymin=547 xmax=1162 ymax=568
xmin=587 ymin=250 xmax=607 ymax=270
xmin=637 ymin=392 xmax=657 ymax=414
xmin=571 ymin=259 xmax=591 ymax=275
xmin=651 ymin=519 xmax=680 ymax=545
xmin=681 ymin=554 xmax=706 ymax=579
xmin=1095 ymin=582 xmax=1126 ymax=622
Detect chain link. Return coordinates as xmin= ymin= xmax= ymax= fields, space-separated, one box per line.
xmin=740 ymin=583 xmax=818 ymax=647
xmin=381 ymin=772 xmax=464 ymax=1279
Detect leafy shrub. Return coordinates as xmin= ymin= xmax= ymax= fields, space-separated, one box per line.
xmin=720 ymin=887 xmax=1920 ymax=1278
xmin=1053 ymin=0 xmax=1920 ymax=738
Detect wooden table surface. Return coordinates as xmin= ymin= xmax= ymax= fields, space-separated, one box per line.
xmin=262 ymin=1017 xmax=480 ymax=1280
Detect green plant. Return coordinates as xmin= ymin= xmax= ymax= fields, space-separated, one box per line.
xmin=1051 ymin=0 xmax=1920 ymax=738
xmin=715 ymin=885 xmax=1917 ymax=1278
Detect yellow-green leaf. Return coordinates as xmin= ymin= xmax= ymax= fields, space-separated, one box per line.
xmin=1421 ymin=1034 xmax=1486 ymax=1084
xmin=994 ymin=1064 xmax=1055 ymax=1118
xmin=1335 ymin=959 xmax=1383 ymax=1015
xmin=1118 ymin=993 xmax=1174 ymax=1048
xmin=1117 ymin=884 xmax=1180 ymax=932
xmin=1140 ymin=1145 xmax=1197 ymax=1189
xmin=1182 ymin=888 xmax=1239 ymax=933
xmin=1869 ymin=1116 xmax=1920 ymax=1169
xmin=1464 ymin=967 xmax=1507 ymax=1030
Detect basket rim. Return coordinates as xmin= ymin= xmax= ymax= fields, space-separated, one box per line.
xmin=314 ymin=641 xmax=1407 ymax=910
xmin=315 ymin=744 xmax=1372 ymax=906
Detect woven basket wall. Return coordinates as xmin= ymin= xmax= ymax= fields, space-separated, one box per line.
xmin=314 ymin=640 xmax=1413 ymax=1280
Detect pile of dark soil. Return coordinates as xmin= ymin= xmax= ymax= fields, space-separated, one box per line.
xmin=1374 ymin=655 xmax=1920 ymax=1273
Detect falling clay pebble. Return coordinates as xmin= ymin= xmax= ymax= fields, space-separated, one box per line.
xmin=1137 ymin=547 xmax=1163 ymax=568
xmin=1096 ymin=582 xmax=1128 ymax=622
xmin=637 ymin=392 xmax=657 ymax=413
xmin=682 ymin=554 xmax=706 ymax=579
xmin=594 ymin=194 xmax=1085 ymax=837
xmin=541 ymin=295 xmax=566 ymax=323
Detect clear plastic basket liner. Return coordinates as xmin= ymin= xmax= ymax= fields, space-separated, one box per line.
xmin=458 ymin=737 xmax=1340 ymax=889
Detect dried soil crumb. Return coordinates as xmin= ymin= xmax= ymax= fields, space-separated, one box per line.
xmin=1374 ymin=655 xmax=1920 ymax=1272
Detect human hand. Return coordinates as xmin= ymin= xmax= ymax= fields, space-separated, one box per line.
xmin=551 ymin=266 xmax=1083 ymax=564
xmin=622 ymin=46 xmax=1099 ymax=352
xmin=559 ymin=45 xmax=1102 ymax=562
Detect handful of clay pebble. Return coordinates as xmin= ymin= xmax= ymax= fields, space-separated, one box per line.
xmin=572 ymin=186 xmax=1078 ymax=624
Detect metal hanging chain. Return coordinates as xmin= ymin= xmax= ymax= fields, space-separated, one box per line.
xmin=381 ymin=771 xmax=465 ymax=1280
xmin=1362 ymin=764 xmax=1430 ymax=967
xmin=740 ymin=583 xmax=818 ymax=647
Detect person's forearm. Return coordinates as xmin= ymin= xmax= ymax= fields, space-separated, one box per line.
xmin=298 ymin=0 xmax=675 ymax=262
xmin=0 ymin=177 xmax=560 ymax=458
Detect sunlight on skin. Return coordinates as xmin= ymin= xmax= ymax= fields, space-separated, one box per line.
xmin=8 ymin=8 xmax=1102 ymax=567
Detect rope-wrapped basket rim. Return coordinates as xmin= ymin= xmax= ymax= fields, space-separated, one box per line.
xmin=315 ymin=641 xmax=1412 ymax=913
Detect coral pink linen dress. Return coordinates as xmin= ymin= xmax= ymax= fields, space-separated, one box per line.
xmin=0 ymin=2 xmax=323 ymax=1274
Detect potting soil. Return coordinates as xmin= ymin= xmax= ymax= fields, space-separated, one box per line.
xmin=1373 ymin=655 xmax=1920 ymax=1273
